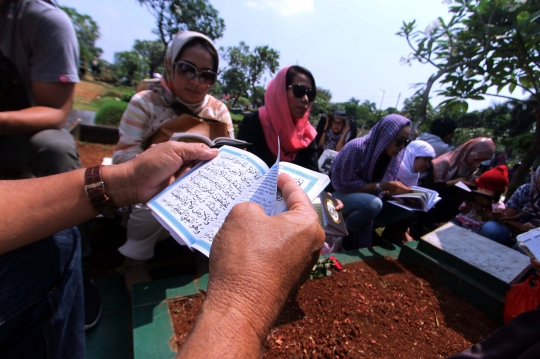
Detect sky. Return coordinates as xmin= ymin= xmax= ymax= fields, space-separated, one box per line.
xmin=62 ymin=0 xmax=518 ymax=112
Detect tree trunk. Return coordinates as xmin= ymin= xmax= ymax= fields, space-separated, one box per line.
xmin=412 ymin=73 xmax=439 ymax=139
xmin=506 ymin=107 xmax=540 ymax=200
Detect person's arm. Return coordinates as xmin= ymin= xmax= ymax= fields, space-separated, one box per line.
xmin=0 ymin=142 xmax=218 ymax=255
xmin=354 ymin=181 xmax=411 ymax=195
xmin=0 ymin=82 xmax=74 ymax=135
xmin=334 ymin=121 xmax=350 ymax=152
xmin=177 ymin=174 xmax=325 ymax=358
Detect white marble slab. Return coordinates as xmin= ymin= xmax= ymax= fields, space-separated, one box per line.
xmin=421 ymin=222 xmax=531 ymax=284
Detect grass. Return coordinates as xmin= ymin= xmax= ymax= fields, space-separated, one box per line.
xmin=73 ymin=77 xmax=135 ymax=112
xmin=231 ymin=113 xmax=244 ymax=123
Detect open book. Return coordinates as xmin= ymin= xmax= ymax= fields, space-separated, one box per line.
xmin=170 ymin=132 xmax=251 ymax=149
xmin=312 ymin=192 xmax=348 ymax=236
xmin=389 ymin=186 xmax=441 ymax=212
xmin=147 ymin=145 xmax=330 ymax=256
xmin=318 ymin=149 xmax=338 ymax=175
xmin=454 ymin=181 xmax=493 ymax=210
xmin=517 ymin=228 xmax=540 ymax=259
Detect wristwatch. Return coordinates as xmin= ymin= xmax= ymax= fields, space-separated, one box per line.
xmin=375 ymin=182 xmax=383 ymax=195
xmin=84 ymin=166 xmax=117 ymax=218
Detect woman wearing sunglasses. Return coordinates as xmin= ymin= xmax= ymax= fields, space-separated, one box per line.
xmin=237 ymin=66 xmax=319 ymax=171
xmin=112 ymin=31 xmax=233 ymax=289
xmin=331 ymin=115 xmax=414 ymax=249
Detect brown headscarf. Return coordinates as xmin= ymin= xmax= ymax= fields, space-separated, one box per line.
xmin=432 ymin=137 xmax=495 ymax=182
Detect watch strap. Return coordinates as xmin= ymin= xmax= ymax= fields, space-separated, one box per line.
xmin=84 ymin=166 xmax=117 ymax=218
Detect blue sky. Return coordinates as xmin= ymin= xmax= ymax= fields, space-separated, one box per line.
xmin=63 ymin=0 xmax=515 ymax=111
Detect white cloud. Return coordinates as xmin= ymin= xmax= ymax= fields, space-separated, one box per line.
xmin=245 ymin=0 xmax=314 ymax=17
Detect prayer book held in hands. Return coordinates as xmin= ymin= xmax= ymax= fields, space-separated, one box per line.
xmin=313 ymin=192 xmax=348 ymax=236
xmin=147 ymin=145 xmax=330 ymax=257
xmin=455 ymin=181 xmax=493 ymax=210
xmin=170 ymin=132 xmax=251 ymax=148
xmin=389 ymin=186 xmax=441 ymax=212
xmin=517 ymin=228 xmax=540 ymax=259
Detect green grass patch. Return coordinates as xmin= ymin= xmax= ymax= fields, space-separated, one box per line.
xmin=94 ymin=99 xmax=128 ymax=127
xmin=231 ymin=113 xmax=244 ymax=122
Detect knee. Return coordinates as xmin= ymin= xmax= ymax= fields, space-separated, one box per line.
xmin=30 ymin=129 xmax=78 ymax=157
xmin=480 ymin=221 xmax=512 ymax=246
xmin=367 ymin=197 xmax=383 ymax=217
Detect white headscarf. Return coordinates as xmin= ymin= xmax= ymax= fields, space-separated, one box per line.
xmin=398 ymin=140 xmax=436 ymax=186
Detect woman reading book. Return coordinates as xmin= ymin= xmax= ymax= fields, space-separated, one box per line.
xmin=397 ymin=140 xmax=436 ymax=186
xmin=417 ymin=137 xmax=495 ymax=231
xmin=112 ymin=31 xmax=233 ymax=289
xmin=237 ymin=65 xmax=319 ymax=171
xmin=330 ymin=115 xmax=414 ymax=249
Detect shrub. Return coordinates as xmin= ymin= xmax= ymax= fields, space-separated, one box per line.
xmin=236 ymin=96 xmax=250 ymax=109
xmin=94 ymin=99 xmax=128 ymax=127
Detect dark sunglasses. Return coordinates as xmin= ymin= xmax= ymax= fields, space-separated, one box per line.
xmin=288 ymin=84 xmax=316 ymax=102
xmin=174 ymin=61 xmax=217 ymax=86
xmin=394 ymin=138 xmax=411 ymax=147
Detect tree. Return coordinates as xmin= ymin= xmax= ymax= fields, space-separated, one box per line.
xmin=309 ymin=87 xmax=332 ymax=118
xmin=221 ymin=42 xmax=280 ymax=105
xmin=114 ymin=51 xmax=141 ymax=84
xmin=133 ymin=39 xmax=166 ymax=77
xmin=138 ymin=0 xmax=225 ymax=48
xmin=60 ymin=6 xmax=102 ymax=64
xmin=221 ymin=68 xmax=249 ymax=105
xmin=398 ymin=0 xmax=540 ymax=198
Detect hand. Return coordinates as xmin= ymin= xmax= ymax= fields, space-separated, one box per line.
xmin=327 ymin=192 xmax=344 ymax=210
xmin=104 ymin=142 xmax=218 ymax=206
xmin=521 ymin=222 xmax=536 ymax=233
xmin=323 ymin=115 xmax=331 ymax=131
xmin=203 ymin=173 xmax=325 ymax=340
xmin=383 ymin=181 xmax=412 ymax=195
xmin=342 ymin=120 xmax=350 ymax=135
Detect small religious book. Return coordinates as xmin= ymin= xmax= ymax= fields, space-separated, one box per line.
xmin=313 ymin=192 xmax=348 ymax=236
xmin=170 ymin=132 xmax=251 ymax=149
xmin=455 ymin=181 xmax=493 ymax=210
xmin=389 ymin=186 xmax=441 ymax=212
xmin=318 ymin=149 xmax=338 ymax=175
xmin=517 ymin=228 xmax=540 ymax=259
xmin=147 ymin=145 xmax=330 ymax=257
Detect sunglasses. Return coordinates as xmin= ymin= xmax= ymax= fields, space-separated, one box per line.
xmin=288 ymin=84 xmax=316 ymax=102
xmin=174 ymin=61 xmax=217 ymax=86
xmin=394 ymin=138 xmax=411 ymax=147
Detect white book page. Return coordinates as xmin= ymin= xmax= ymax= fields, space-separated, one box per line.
xmin=455 ymin=181 xmax=471 ymax=192
xmin=148 ymin=146 xmax=270 ymax=256
xmin=517 ymin=228 xmax=540 ymax=259
xmin=273 ymin=162 xmax=330 ymax=215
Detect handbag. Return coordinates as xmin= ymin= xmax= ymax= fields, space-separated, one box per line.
xmin=503 ymin=275 xmax=540 ymax=323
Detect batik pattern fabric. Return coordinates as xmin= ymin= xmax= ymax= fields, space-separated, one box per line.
xmin=331 ymin=114 xmax=412 ymax=247
xmin=523 ymin=167 xmax=540 ymax=227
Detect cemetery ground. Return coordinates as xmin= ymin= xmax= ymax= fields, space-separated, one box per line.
xmin=74 ymin=80 xmax=503 ymax=359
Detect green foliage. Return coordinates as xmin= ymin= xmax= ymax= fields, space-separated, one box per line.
xmin=236 ymin=96 xmax=250 ymax=109
xmin=310 ymin=87 xmax=332 ymax=118
xmin=133 ymin=39 xmax=166 ymax=77
xmin=452 ymin=127 xmax=494 ymax=148
xmin=220 ymin=42 xmax=280 ymax=104
xmin=94 ymin=99 xmax=128 ymax=127
xmin=114 ymin=51 xmax=141 ymax=83
xmin=60 ymin=6 xmax=102 ymax=64
xmin=138 ymin=0 xmax=225 ymax=46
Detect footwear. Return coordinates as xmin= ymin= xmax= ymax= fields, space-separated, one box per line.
xmin=83 ymin=276 xmax=102 ymax=330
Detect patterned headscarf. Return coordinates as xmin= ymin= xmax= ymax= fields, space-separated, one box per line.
xmin=432 ymin=137 xmax=495 ymax=182
xmin=159 ymin=31 xmax=218 ymax=111
xmin=331 ymin=114 xmax=412 ymax=248
xmin=398 ymin=140 xmax=436 ymax=186
xmin=332 ymin=114 xmax=412 ymax=193
xmin=258 ymin=66 xmax=317 ymax=162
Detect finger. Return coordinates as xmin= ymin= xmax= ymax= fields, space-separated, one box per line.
xmin=277 ymin=173 xmax=312 ymax=213
xmin=168 ymin=142 xmax=219 ymax=162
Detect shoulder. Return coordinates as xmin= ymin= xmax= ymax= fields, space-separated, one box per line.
xmin=507 ymin=184 xmax=531 ymax=208
xmin=29 ymin=3 xmax=75 ymax=36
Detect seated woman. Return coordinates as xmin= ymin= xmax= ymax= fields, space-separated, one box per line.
xmin=331 ymin=114 xmax=414 ymax=249
xmin=112 ymin=31 xmax=233 ymax=288
xmin=315 ymin=110 xmax=357 ymax=156
xmin=237 ymin=66 xmax=318 ymax=171
xmin=479 ymin=166 xmax=540 ymax=247
xmin=397 ymin=140 xmax=436 ymax=186
xmin=417 ymin=137 xmax=495 ymax=230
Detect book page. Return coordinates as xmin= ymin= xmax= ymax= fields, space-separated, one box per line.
xmin=517 ymin=228 xmax=540 ymax=259
xmin=272 ymin=162 xmax=330 ymax=215
xmin=148 ymin=146 xmax=270 ymax=256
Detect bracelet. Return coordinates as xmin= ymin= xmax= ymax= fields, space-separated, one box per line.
xmin=84 ymin=166 xmax=117 ymax=218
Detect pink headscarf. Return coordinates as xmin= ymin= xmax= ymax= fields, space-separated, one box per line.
xmin=258 ymin=66 xmax=317 ymax=162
